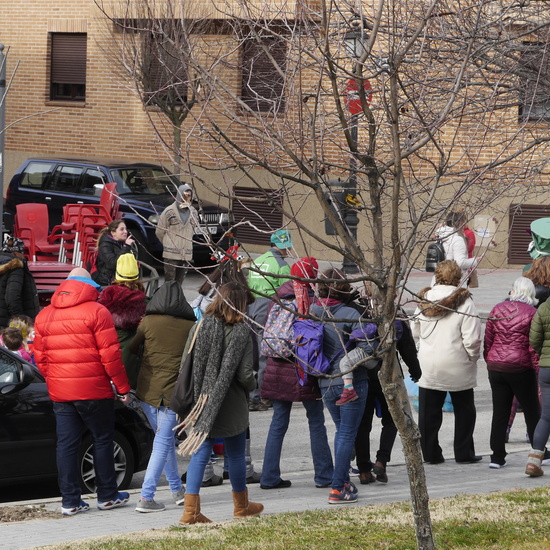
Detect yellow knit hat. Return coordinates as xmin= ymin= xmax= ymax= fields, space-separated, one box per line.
xmin=115 ymin=253 xmax=139 ymax=281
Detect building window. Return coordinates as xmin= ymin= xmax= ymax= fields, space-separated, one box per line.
xmin=142 ymin=34 xmax=188 ymax=107
xmin=241 ymin=35 xmax=287 ymax=113
xmin=519 ymin=43 xmax=550 ymax=122
xmin=50 ymin=33 xmax=87 ymax=101
xmin=232 ymin=186 xmax=284 ymax=245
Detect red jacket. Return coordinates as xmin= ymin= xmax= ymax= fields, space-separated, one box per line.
xmin=34 ymin=277 xmax=130 ymax=402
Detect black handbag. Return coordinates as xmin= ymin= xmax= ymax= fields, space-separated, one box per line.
xmin=170 ymin=320 xmax=202 ymax=418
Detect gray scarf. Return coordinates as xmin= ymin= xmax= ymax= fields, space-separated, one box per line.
xmin=177 ymin=314 xmax=250 ymax=456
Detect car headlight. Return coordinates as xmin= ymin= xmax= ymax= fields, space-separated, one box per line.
xmin=219 ymin=213 xmax=229 ymax=225
xmin=148 ymin=214 xmax=158 ymax=224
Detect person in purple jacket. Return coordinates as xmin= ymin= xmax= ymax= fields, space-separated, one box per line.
xmin=260 ymin=257 xmax=333 ymax=490
xmin=484 ymin=276 xmax=541 ymax=469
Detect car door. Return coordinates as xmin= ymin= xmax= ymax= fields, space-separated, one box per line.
xmin=0 ymin=356 xmax=57 ymax=482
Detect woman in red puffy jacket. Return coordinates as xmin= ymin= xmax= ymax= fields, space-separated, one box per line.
xmin=484 ymin=276 xmax=541 ymax=469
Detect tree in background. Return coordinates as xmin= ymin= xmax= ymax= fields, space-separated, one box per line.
xmin=98 ymin=0 xmax=550 ymax=547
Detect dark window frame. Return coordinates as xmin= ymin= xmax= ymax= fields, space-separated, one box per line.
xmin=50 ymin=33 xmax=87 ymax=102
xmin=241 ymin=34 xmax=288 ymax=114
xmin=519 ymin=42 xmax=550 ymax=123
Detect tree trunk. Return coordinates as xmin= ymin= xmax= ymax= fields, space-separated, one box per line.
xmin=378 ymin=348 xmax=435 ymax=550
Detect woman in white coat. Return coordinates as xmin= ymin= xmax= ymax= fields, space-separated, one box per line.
xmin=412 ymin=260 xmax=482 ymax=464
xmin=435 ymin=211 xmax=478 ymax=286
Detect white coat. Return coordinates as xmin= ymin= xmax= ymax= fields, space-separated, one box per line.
xmin=412 ymin=284 xmax=481 ymax=392
xmin=435 ymin=225 xmax=477 ymax=286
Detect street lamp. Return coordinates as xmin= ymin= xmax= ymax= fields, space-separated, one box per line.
xmin=341 ymin=22 xmax=369 ymax=275
xmin=0 ymin=45 xmax=6 ymax=237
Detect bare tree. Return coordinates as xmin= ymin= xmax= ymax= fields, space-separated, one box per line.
xmin=98 ymin=0 xmax=550 ymax=547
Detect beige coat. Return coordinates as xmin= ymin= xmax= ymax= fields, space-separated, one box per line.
xmin=155 ymin=203 xmax=198 ymax=261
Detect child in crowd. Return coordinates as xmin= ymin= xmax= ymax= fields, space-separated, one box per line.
xmin=1 ymin=327 xmax=25 ymax=358
xmin=8 ymin=315 xmax=36 ymax=364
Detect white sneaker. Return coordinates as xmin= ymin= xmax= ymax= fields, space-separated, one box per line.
xmin=61 ymin=500 xmax=90 ymax=516
xmin=489 ymin=462 xmax=506 ymax=469
xmin=135 ymin=498 xmax=165 ymax=513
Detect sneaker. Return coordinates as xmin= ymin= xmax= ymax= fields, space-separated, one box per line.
xmin=249 ymin=400 xmax=269 ymax=412
xmin=246 ymin=471 xmax=262 ymax=484
xmin=98 ymin=491 xmax=130 ymax=510
xmin=336 ymin=388 xmax=358 ymax=406
xmin=344 ymin=481 xmax=358 ymax=494
xmin=61 ymin=500 xmax=90 ymax=516
xmin=328 ymin=487 xmax=358 ymax=504
xmin=135 ymin=498 xmax=165 ymax=513
xmin=202 ymin=474 xmax=223 ymax=487
xmin=489 ymin=462 xmax=506 ymax=469
xmin=260 ymin=479 xmax=292 ymax=490
xmin=172 ymin=488 xmax=185 ymax=505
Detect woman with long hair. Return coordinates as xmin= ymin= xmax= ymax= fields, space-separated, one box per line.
xmin=524 ymin=256 xmax=550 ymax=306
xmin=176 ymin=282 xmax=263 ymax=524
xmin=93 ymin=219 xmax=136 ymax=287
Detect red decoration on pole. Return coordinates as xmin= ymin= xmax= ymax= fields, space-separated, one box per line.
xmin=344 ymin=78 xmax=372 ymax=114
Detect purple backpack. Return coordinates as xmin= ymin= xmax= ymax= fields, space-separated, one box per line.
xmin=260 ymin=298 xmax=297 ymax=359
xmin=293 ymin=318 xmax=331 ymax=384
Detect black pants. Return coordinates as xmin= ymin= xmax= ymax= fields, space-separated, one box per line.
xmin=418 ymin=387 xmax=477 ymax=462
xmin=488 ymin=369 xmax=540 ymax=465
xmin=355 ymin=376 xmax=398 ymax=471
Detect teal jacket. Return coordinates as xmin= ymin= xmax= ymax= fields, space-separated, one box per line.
xmin=248 ymin=248 xmax=290 ymax=297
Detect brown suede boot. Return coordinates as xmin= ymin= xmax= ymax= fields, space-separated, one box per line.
xmin=232 ymin=489 xmax=264 ymax=518
xmin=178 ymin=494 xmax=212 ymax=525
xmin=525 ymin=449 xmax=545 ymax=477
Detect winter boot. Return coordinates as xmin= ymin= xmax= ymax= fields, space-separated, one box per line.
xmin=178 ymin=494 xmax=212 ymax=525
xmin=232 ymin=489 xmax=264 ymax=518
xmin=525 ymin=449 xmax=545 ymax=477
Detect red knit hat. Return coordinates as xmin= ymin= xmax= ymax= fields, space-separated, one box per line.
xmin=291 ymin=257 xmax=318 ymax=284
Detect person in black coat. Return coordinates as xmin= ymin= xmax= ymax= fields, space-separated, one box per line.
xmin=93 ymin=220 xmax=136 ymax=287
xmin=0 ymin=252 xmax=39 ymax=328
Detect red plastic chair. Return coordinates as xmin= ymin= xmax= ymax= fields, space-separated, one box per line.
xmin=100 ymin=182 xmax=121 ymax=220
xmin=14 ymin=204 xmax=61 ymax=261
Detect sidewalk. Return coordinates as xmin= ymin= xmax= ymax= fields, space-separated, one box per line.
xmin=2 ymin=267 xmax=544 ymax=550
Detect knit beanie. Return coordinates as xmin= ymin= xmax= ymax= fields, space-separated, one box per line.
xmin=291 ymin=257 xmax=318 ymax=287
xmin=115 ymin=253 xmax=139 ymax=281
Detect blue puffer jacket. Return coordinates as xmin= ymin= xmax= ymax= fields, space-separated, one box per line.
xmin=484 ymin=299 xmax=538 ymax=370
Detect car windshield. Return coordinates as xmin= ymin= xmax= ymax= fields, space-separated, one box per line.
xmin=111 ymin=167 xmax=179 ymax=196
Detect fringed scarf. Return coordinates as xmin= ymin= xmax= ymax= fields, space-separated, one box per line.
xmin=176 ymin=314 xmax=250 ymax=456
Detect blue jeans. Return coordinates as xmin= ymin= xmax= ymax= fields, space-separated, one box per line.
xmin=186 ymin=430 xmax=247 ymax=494
xmin=54 ymin=399 xmax=117 ymax=508
xmin=261 ymin=399 xmax=333 ymax=487
xmin=140 ymin=402 xmax=182 ymax=500
xmin=322 ymin=379 xmax=368 ymax=491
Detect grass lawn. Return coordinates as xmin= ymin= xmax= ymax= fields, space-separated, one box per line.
xmin=40 ymin=486 xmax=550 ymax=550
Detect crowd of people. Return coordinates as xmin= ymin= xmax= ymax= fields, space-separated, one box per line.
xmin=2 ymin=202 xmax=550 ymax=521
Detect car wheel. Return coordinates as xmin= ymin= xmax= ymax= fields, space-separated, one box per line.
xmin=78 ymin=431 xmax=135 ymax=494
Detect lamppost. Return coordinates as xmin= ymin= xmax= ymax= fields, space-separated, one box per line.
xmin=342 ymin=23 xmax=370 ymax=275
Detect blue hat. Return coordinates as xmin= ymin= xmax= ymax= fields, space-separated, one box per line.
xmin=271 ymin=230 xmax=293 ymax=249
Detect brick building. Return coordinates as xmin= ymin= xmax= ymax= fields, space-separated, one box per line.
xmin=1 ymin=1 xmax=549 ymax=268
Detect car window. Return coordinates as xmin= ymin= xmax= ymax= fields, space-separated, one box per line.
xmin=0 ymin=353 xmax=20 ymax=384
xmin=114 ymin=167 xmax=177 ymax=196
xmin=80 ymin=168 xmax=108 ymax=195
xmin=47 ymin=165 xmax=84 ymax=193
xmin=20 ymin=161 xmax=55 ymax=189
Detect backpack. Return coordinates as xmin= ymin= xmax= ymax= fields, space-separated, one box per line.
xmin=293 ymin=318 xmax=331 ymax=384
xmin=260 ymin=298 xmax=297 ymax=359
xmin=425 ymin=239 xmax=445 ymax=272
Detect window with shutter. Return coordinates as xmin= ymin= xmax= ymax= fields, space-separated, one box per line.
xmin=241 ymin=36 xmax=287 ymax=113
xmin=519 ymin=42 xmax=550 ymax=122
xmin=50 ymin=33 xmax=87 ymax=101
xmin=142 ymin=34 xmax=188 ymax=106
xmin=508 ymin=203 xmax=550 ymax=264
xmin=232 ymin=186 xmax=284 ymax=245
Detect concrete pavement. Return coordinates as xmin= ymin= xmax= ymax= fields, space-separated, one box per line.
xmin=2 ymin=267 xmax=549 ymax=550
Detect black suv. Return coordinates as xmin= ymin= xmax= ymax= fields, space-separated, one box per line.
xmin=5 ymin=158 xmax=232 ymax=265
